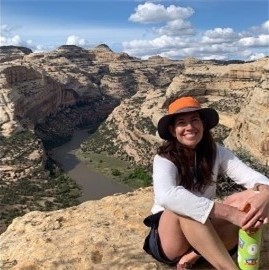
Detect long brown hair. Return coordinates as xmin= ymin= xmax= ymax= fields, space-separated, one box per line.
xmin=157 ymin=128 xmax=216 ymax=192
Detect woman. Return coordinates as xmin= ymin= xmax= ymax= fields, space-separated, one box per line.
xmin=143 ymin=96 xmax=269 ymax=270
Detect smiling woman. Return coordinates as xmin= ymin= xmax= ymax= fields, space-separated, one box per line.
xmin=142 ymin=96 xmax=269 ymax=269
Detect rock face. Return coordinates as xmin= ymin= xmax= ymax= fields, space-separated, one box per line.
xmin=82 ymin=57 xmax=269 ymax=167
xmin=0 ymin=188 xmax=156 ymax=270
xmin=225 ymin=84 xmax=269 ymax=165
xmin=0 ymin=45 xmax=182 ymax=137
xmin=0 ymin=188 xmax=268 ymax=270
xmin=0 ymin=46 xmax=32 ymax=63
xmin=1 ymin=46 xmax=268 ymax=166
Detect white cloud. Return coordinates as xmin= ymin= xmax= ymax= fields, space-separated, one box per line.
xmin=242 ymin=20 xmax=269 ymax=37
xmin=0 ymin=24 xmax=24 ymax=46
xmin=156 ymin=19 xmax=194 ymax=36
xmin=0 ymin=24 xmax=51 ymax=52
xmin=1 ymin=3 xmax=269 ymax=61
xmin=123 ymin=35 xmax=190 ymax=54
xmin=238 ymin=34 xmax=269 ymax=47
xmin=129 ymin=2 xmax=194 ymax=24
xmin=1 ymin=24 xmax=12 ymax=33
xmin=0 ymin=33 xmax=37 ymax=50
xmin=262 ymin=20 xmax=269 ymax=32
xmin=124 ymin=10 xmax=269 ymax=61
xmin=126 ymin=3 xmax=254 ymax=60
xmin=66 ymin=35 xmax=87 ymax=46
xmin=0 ymin=34 xmax=22 ymax=46
xmin=202 ymin=28 xmax=238 ymax=44
xmin=248 ymin=52 xmax=266 ymax=61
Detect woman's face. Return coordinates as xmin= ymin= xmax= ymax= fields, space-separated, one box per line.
xmin=169 ymin=112 xmax=204 ymax=149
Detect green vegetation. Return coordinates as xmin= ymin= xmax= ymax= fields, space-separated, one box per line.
xmin=77 ymin=149 xmax=152 ymax=189
xmin=135 ymin=116 xmax=156 ymax=135
xmin=111 ymin=168 xmax=121 ymax=176
xmin=210 ymin=96 xmax=243 ymax=114
xmin=212 ymin=124 xmax=231 ymax=144
xmin=0 ymin=131 xmax=82 ymax=233
xmin=2 ymin=124 xmax=268 ymax=235
xmin=0 ymin=172 xmax=82 ymax=231
xmin=125 ymin=167 xmax=152 ymax=187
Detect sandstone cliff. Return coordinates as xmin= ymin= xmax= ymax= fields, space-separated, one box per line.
xmin=0 ymin=188 xmax=268 ymax=270
xmin=1 ymin=46 xmax=268 ymax=167
xmin=225 ymin=82 xmax=269 ymax=165
xmin=0 ymin=46 xmax=32 ymax=63
xmin=82 ymin=57 xmax=269 ymax=167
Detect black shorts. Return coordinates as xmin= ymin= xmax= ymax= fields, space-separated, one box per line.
xmin=143 ymin=211 xmax=180 ymax=266
xmin=143 ymin=211 xmax=238 ymax=267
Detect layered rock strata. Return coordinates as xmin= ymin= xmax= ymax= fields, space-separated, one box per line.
xmin=225 ymin=82 xmax=269 ymax=165
xmin=0 ymin=46 xmax=32 ymax=63
xmin=82 ymin=57 xmax=269 ymax=167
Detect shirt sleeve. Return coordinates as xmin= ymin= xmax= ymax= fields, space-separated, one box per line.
xmin=218 ymin=144 xmax=269 ymax=188
xmin=153 ymin=155 xmax=214 ymax=224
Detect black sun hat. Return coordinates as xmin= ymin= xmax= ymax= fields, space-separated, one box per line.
xmin=157 ymin=96 xmax=219 ymax=140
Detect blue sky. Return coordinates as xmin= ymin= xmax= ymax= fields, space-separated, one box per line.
xmin=1 ymin=0 xmax=268 ymax=61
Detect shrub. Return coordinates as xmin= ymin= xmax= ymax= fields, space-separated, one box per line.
xmin=111 ymin=168 xmax=121 ymax=176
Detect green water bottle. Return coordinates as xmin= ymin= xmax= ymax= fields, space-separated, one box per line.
xmin=237 ymin=204 xmax=262 ymax=270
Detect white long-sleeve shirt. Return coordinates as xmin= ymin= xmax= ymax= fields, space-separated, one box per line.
xmin=151 ymin=143 xmax=269 ymax=224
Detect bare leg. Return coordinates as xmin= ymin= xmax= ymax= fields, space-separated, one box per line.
xmin=177 ymin=218 xmax=238 ymax=269
xmin=211 ymin=218 xmax=239 ymax=250
xmin=180 ymin=217 xmax=238 ymax=269
xmin=158 ymin=210 xmax=238 ymax=270
xmin=158 ymin=210 xmax=190 ymax=259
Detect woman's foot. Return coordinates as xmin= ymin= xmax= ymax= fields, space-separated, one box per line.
xmin=177 ymin=262 xmax=193 ymax=270
xmin=176 ymin=250 xmax=201 ymax=269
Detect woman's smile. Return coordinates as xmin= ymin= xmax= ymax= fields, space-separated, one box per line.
xmin=169 ymin=112 xmax=204 ymax=148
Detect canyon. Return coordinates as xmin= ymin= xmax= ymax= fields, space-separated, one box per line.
xmin=0 ymin=45 xmax=268 ymax=269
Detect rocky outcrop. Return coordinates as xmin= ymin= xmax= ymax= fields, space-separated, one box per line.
xmin=0 ymin=46 xmax=32 ymax=63
xmin=0 ymin=45 xmax=182 ymax=137
xmin=0 ymin=188 xmax=268 ymax=270
xmin=224 ymin=72 xmax=269 ymax=165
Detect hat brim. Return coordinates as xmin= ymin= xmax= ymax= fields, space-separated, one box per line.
xmin=157 ymin=107 xmax=219 ymax=140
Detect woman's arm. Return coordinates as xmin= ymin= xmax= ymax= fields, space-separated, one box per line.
xmin=209 ymin=201 xmax=246 ymax=227
xmin=217 ymin=144 xmax=269 ymax=188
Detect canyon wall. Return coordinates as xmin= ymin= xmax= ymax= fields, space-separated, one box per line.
xmin=82 ymin=57 xmax=269 ymax=167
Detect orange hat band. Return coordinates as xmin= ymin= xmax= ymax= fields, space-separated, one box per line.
xmin=168 ymin=97 xmax=201 ymax=114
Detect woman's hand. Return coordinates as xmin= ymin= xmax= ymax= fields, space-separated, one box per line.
xmin=223 ymin=189 xmax=269 ymax=230
xmin=240 ymin=189 xmax=269 ymax=231
xmin=223 ymin=189 xmax=256 ymax=209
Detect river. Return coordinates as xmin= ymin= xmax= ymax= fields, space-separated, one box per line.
xmin=50 ymin=129 xmax=133 ymax=202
